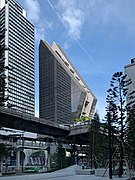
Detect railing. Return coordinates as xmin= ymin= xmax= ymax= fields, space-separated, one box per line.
xmin=70 ymin=121 xmax=91 ymax=127
xmin=0 ymin=139 xmax=15 ymax=146
xmin=16 ymin=140 xmax=50 ymax=148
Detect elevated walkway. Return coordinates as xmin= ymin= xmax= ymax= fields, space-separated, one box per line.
xmin=0 ymin=107 xmax=70 ymax=137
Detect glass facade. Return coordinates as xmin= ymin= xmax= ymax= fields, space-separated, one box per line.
xmin=39 ymin=42 xmax=55 ymax=121
xmin=39 ymin=40 xmax=97 ymax=124
xmin=71 ymin=79 xmax=82 ymax=112
xmin=0 ymin=0 xmax=35 ymax=115
xmin=56 ymin=60 xmax=71 ymax=124
xmin=39 ymin=41 xmax=71 ymax=124
xmin=52 ymin=42 xmax=97 ymax=119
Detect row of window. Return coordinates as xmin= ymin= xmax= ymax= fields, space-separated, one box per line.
xmin=9 ymin=89 xmax=34 ymax=100
xmin=9 ymin=4 xmax=34 ymax=32
xmin=9 ymin=92 xmax=34 ymax=102
xmin=9 ymin=86 xmax=34 ymax=97
xmin=9 ymin=82 xmax=34 ymax=95
xmin=8 ymin=14 xmax=34 ymax=44
xmin=8 ymin=98 xmax=34 ymax=109
xmin=9 ymin=103 xmax=34 ymax=115
xmin=9 ymin=52 xmax=34 ymax=75
xmin=9 ymin=80 xmax=34 ymax=91
xmin=9 ymin=76 xmax=34 ymax=89
xmin=9 ymin=33 xmax=34 ymax=60
xmin=8 ymin=60 xmax=34 ymax=81
xmin=9 ymin=98 xmax=34 ymax=108
xmin=9 ymin=3 xmax=34 ymax=30
xmin=8 ymin=45 xmax=34 ymax=69
xmin=8 ymin=24 xmax=34 ymax=53
xmin=8 ymin=17 xmax=34 ymax=44
xmin=9 ymin=71 xmax=34 ymax=88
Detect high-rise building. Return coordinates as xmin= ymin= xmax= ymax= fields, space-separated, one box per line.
xmin=0 ymin=0 xmax=35 ymax=115
xmin=39 ymin=40 xmax=97 ymax=124
xmin=124 ymin=58 xmax=135 ymax=107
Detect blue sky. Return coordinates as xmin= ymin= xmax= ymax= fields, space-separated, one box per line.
xmin=18 ymin=0 xmax=135 ymax=120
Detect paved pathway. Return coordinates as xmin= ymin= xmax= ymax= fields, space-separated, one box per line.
xmin=0 ymin=165 xmax=131 ymax=180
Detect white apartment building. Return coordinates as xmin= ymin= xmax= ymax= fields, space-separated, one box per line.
xmin=0 ymin=0 xmax=35 ymax=115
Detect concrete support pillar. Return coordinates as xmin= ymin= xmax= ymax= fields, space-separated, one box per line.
xmin=44 ymin=150 xmax=48 ymax=166
xmin=0 ymin=159 xmax=3 ymax=175
xmin=47 ymin=147 xmax=51 ymax=169
xmin=16 ymin=149 xmax=20 ymax=171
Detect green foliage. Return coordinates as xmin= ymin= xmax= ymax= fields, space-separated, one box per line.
xmin=51 ymin=143 xmax=74 ymax=170
xmin=126 ymin=105 xmax=135 ymax=166
xmin=69 ymin=143 xmax=77 ymax=164
xmin=0 ymin=143 xmax=13 ymax=160
xmin=74 ymin=116 xmax=91 ymax=123
xmin=90 ymin=111 xmax=108 ymax=167
xmin=52 ymin=143 xmax=66 ymax=169
xmin=105 ymin=71 xmax=131 ymax=177
xmin=0 ymin=143 xmax=14 ymax=173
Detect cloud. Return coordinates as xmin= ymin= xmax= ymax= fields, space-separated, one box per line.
xmin=87 ymin=0 xmax=135 ymax=36
xmin=56 ymin=0 xmax=85 ymax=40
xmin=24 ymin=0 xmax=40 ymax=23
xmin=47 ymin=0 xmax=104 ymax=73
xmin=35 ymin=20 xmax=53 ymax=42
xmin=24 ymin=0 xmax=53 ymax=42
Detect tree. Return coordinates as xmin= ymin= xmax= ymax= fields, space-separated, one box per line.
xmin=0 ymin=143 xmax=13 ymax=173
xmin=87 ymin=111 xmax=108 ymax=169
xmin=106 ymin=72 xmax=130 ymax=177
xmin=55 ymin=142 xmax=66 ymax=169
xmin=126 ymin=105 xmax=135 ymax=168
xmin=90 ymin=111 xmax=101 ymax=168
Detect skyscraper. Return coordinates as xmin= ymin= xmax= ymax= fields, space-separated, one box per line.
xmin=0 ymin=0 xmax=35 ymax=115
xmin=39 ymin=40 xmax=97 ymax=124
xmin=124 ymin=58 xmax=135 ymax=107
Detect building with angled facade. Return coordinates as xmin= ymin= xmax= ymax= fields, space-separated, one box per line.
xmin=0 ymin=0 xmax=35 ymax=115
xmin=39 ymin=40 xmax=97 ymax=124
xmin=124 ymin=58 xmax=135 ymax=107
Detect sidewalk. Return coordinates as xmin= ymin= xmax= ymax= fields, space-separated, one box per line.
xmin=0 ymin=165 xmax=133 ymax=180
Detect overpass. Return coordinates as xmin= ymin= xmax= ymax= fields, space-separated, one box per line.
xmin=0 ymin=107 xmax=70 ymax=137
xmin=0 ymin=107 xmax=91 ymax=143
xmin=67 ymin=122 xmax=91 ymax=144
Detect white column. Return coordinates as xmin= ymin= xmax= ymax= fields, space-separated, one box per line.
xmin=0 ymin=159 xmax=3 ymax=175
xmin=16 ymin=150 xmax=20 ymax=170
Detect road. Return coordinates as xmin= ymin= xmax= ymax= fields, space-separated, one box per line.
xmin=0 ymin=165 xmax=129 ymax=180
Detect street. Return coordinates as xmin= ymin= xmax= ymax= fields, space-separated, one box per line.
xmin=0 ymin=165 xmax=129 ymax=180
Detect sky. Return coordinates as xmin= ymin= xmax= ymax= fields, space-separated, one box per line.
xmin=18 ymin=0 xmax=135 ymax=120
